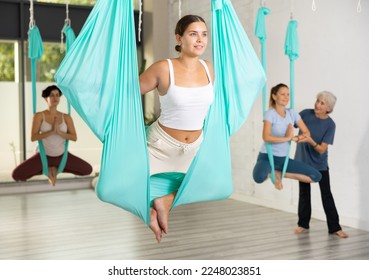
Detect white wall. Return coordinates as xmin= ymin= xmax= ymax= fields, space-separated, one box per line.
xmin=152 ymin=0 xmax=369 ymax=231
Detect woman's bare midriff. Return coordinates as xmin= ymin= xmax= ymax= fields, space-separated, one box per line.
xmin=158 ymin=122 xmax=202 ymax=143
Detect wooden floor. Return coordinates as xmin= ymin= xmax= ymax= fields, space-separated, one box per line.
xmin=0 ymin=187 xmax=368 ymax=260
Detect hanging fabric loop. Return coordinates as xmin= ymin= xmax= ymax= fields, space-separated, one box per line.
xmin=138 ymin=0 xmax=143 ymax=42
xmin=312 ymin=0 xmax=317 ymax=11
xmin=60 ymin=1 xmax=71 ymax=53
xmin=29 ymin=0 xmax=36 ymax=29
xmin=357 ymin=0 xmax=362 ymax=13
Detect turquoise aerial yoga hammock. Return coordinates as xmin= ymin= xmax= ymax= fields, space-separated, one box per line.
xmin=254 ymin=6 xmax=299 ymax=183
xmin=279 ymin=18 xmax=299 ymax=178
xmin=254 ymin=5 xmax=270 ymax=113
xmin=54 ymin=0 xmax=266 ymax=225
xmin=284 ymin=19 xmax=299 ymax=109
xmin=254 ymin=4 xmax=279 ymax=183
xmin=28 ymin=1 xmax=71 ymax=176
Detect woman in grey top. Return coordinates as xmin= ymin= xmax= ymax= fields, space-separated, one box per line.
xmin=294 ymin=91 xmax=348 ymax=238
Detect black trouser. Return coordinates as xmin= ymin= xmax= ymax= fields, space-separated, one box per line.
xmin=297 ymin=169 xmax=342 ymax=233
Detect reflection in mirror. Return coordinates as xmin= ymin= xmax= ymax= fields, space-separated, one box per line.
xmin=0 ymin=2 xmax=144 ymax=186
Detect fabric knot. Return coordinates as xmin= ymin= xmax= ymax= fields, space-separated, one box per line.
xmin=181 ymin=144 xmax=191 ymax=154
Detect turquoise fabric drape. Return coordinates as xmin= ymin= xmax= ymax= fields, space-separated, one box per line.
xmin=281 ymin=19 xmax=299 ymax=177
xmin=28 ymin=26 xmax=44 ymax=115
xmin=212 ymin=0 xmax=266 ymax=136
xmin=63 ymin=25 xmax=76 ymax=53
xmin=56 ymin=24 xmax=77 ymax=173
xmin=254 ymin=6 xmax=270 ymax=113
xmin=55 ymin=0 xmax=151 ymax=224
xmin=28 ymin=25 xmax=49 ymax=176
xmin=54 ymin=0 xmax=266 ymax=225
xmin=254 ymin=5 xmax=278 ymax=183
xmin=284 ymin=20 xmax=299 ymax=109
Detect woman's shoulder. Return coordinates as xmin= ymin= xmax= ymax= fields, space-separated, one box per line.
xmin=263 ymin=108 xmax=276 ymax=119
xmin=299 ymin=108 xmax=313 ymax=115
xmin=61 ymin=112 xmax=73 ymax=121
xmin=145 ymin=59 xmax=170 ymax=74
xmin=201 ymin=59 xmax=213 ymax=66
xmin=286 ymin=107 xmax=297 ymax=113
xmin=153 ymin=59 xmax=170 ymax=67
xmin=200 ymin=59 xmax=214 ymax=80
xmin=33 ymin=111 xmax=46 ymax=120
xmin=286 ymin=108 xmax=301 ymax=121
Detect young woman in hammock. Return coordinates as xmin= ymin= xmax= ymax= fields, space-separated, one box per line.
xmin=252 ymin=83 xmax=322 ymax=190
xmin=12 ymin=85 xmax=93 ymax=186
xmin=139 ymin=15 xmax=214 ymax=242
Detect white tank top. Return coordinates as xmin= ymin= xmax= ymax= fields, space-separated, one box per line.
xmin=40 ymin=113 xmax=67 ymax=156
xmin=158 ymin=59 xmax=214 ymax=130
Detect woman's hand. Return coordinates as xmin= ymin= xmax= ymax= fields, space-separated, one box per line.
xmin=285 ymin=124 xmax=294 ymax=141
xmin=294 ymin=134 xmax=312 ymax=144
xmin=53 ymin=116 xmax=59 ymax=134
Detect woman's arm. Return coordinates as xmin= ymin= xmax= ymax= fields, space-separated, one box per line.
xmin=295 ymin=119 xmax=328 ymax=154
xmin=31 ymin=112 xmax=53 ymax=141
xmin=57 ymin=114 xmax=77 ymax=141
xmin=297 ymin=134 xmax=328 ymax=154
xmin=296 ymin=118 xmax=311 ymax=138
xmin=262 ymin=121 xmax=294 ymax=143
xmin=139 ymin=60 xmax=168 ymax=95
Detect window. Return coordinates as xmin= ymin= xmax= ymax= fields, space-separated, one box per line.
xmin=24 ymin=42 xmax=64 ymax=82
xmin=0 ymin=42 xmax=15 ymax=82
xmin=37 ymin=0 xmax=96 ymax=6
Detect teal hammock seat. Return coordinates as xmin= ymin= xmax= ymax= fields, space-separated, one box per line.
xmin=54 ymin=0 xmax=266 ymax=225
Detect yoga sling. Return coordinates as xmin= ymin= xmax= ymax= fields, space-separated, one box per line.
xmin=54 ymin=0 xmax=266 ymax=225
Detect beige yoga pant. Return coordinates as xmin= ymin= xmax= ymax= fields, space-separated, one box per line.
xmin=146 ymin=121 xmax=203 ymax=176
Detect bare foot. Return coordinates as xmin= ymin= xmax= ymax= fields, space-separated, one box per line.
xmin=48 ymin=177 xmax=54 ymax=186
xmin=149 ymin=208 xmax=162 ymax=243
xmin=51 ymin=176 xmax=57 ymax=186
xmin=48 ymin=174 xmax=56 ymax=186
xmin=48 ymin=167 xmax=57 ymax=186
xmin=153 ymin=192 xmax=176 ymax=234
xmin=294 ymin=226 xmax=308 ymax=234
xmin=334 ymin=230 xmax=349 ymax=238
xmin=274 ymin=171 xmax=283 ymax=190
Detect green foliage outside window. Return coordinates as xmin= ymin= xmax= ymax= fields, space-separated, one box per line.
xmin=37 ymin=0 xmax=96 ymax=5
xmin=38 ymin=43 xmax=65 ymax=82
xmin=0 ymin=43 xmax=15 ymax=81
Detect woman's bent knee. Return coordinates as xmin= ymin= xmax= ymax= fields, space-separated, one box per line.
xmin=253 ymin=171 xmax=267 ymax=184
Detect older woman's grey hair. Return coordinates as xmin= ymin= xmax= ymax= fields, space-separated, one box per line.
xmin=317 ymin=91 xmax=337 ymax=113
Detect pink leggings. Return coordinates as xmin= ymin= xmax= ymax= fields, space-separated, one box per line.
xmin=12 ymin=152 xmax=93 ymax=181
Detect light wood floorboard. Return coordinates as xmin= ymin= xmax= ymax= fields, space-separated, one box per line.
xmin=0 ymin=188 xmax=368 ymax=260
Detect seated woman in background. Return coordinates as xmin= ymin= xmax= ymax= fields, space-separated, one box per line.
xmin=252 ymin=83 xmax=322 ymax=190
xmin=12 ymin=85 xmax=92 ymax=186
